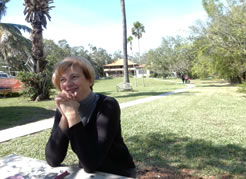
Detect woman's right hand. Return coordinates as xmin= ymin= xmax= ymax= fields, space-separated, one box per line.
xmin=55 ymin=90 xmax=76 ymax=115
xmin=55 ymin=90 xmax=81 ymax=128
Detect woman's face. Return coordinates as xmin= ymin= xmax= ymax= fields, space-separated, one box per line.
xmin=59 ymin=65 xmax=92 ymax=101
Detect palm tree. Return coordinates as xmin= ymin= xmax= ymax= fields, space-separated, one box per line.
xmin=120 ymin=0 xmax=129 ymax=83
xmin=132 ymin=21 xmax=145 ymax=87
xmin=0 ymin=24 xmax=32 ymax=73
xmin=23 ymin=0 xmax=54 ymax=101
xmin=24 ymin=0 xmax=54 ymax=73
xmin=131 ymin=21 xmax=145 ymax=57
xmin=0 ymin=0 xmax=32 ymax=73
xmin=0 ymin=0 xmax=9 ymax=20
xmin=0 ymin=0 xmax=31 ymax=33
xmin=127 ymin=35 xmax=133 ymax=56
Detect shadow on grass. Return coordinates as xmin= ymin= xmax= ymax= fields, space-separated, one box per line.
xmin=114 ymin=91 xmax=171 ymax=99
xmin=198 ymin=84 xmax=233 ymax=88
xmin=127 ymin=132 xmax=246 ymax=177
xmin=199 ymin=80 xmax=227 ymax=84
xmin=0 ymin=92 xmax=21 ymax=98
xmin=0 ymin=106 xmax=55 ymax=130
xmin=171 ymin=91 xmax=200 ymax=96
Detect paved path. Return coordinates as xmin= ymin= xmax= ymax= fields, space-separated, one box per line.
xmin=0 ymin=84 xmax=194 ymax=143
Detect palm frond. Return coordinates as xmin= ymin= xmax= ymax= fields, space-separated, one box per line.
xmin=0 ymin=24 xmax=32 ymax=72
xmin=0 ymin=22 xmax=31 ymax=33
xmin=23 ymin=0 xmax=54 ymax=28
xmin=0 ymin=0 xmax=10 ymax=21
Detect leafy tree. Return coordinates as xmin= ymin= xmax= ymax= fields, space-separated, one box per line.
xmin=58 ymin=39 xmax=72 ymax=58
xmin=71 ymin=46 xmax=89 ymax=59
xmin=112 ymin=50 xmax=122 ymax=61
xmin=189 ymin=20 xmax=215 ymax=78
xmin=43 ymin=39 xmax=65 ymax=72
xmin=171 ymin=38 xmax=194 ymax=78
xmin=145 ymin=36 xmax=194 ymax=78
xmin=145 ymin=37 xmax=174 ymax=77
xmin=202 ymin=0 xmax=224 ymax=18
xmin=120 ymin=0 xmax=130 ymax=83
xmin=89 ymin=45 xmax=112 ymax=77
xmin=191 ymin=0 xmax=246 ymax=83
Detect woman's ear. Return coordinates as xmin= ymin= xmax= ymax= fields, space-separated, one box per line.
xmin=89 ymin=79 xmax=93 ymax=86
xmin=89 ymin=80 xmax=94 ymax=90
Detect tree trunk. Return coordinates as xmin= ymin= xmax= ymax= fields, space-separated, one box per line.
xmin=31 ymin=22 xmax=47 ymax=73
xmin=121 ymin=0 xmax=129 ymax=83
xmin=31 ymin=22 xmax=49 ymax=101
xmin=230 ymin=76 xmax=242 ymax=84
xmin=242 ymin=71 xmax=246 ymax=81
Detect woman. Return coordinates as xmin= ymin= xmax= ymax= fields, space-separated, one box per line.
xmin=45 ymin=56 xmax=136 ymax=178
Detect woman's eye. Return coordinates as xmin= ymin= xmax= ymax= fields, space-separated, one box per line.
xmin=60 ymin=78 xmax=66 ymax=83
xmin=72 ymin=75 xmax=79 ymax=79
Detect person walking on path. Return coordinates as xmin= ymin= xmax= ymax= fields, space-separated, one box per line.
xmin=184 ymin=75 xmax=189 ymax=84
xmin=181 ymin=74 xmax=185 ymax=84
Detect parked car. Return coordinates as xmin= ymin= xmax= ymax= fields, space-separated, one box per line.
xmin=0 ymin=72 xmax=9 ymax=78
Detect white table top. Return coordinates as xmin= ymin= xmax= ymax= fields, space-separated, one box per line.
xmin=0 ymin=154 xmax=134 ymax=179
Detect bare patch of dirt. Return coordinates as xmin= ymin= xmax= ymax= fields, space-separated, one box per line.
xmin=136 ymin=167 xmax=235 ymax=179
xmin=137 ymin=166 xmax=202 ymax=179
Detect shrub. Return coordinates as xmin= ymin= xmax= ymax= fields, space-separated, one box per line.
xmin=17 ymin=70 xmax=52 ymax=101
xmin=237 ymin=81 xmax=246 ymax=93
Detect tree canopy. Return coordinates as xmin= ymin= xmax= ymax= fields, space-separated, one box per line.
xmin=144 ymin=0 xmax=246 ymax=83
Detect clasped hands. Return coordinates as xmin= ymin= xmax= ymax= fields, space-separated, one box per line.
xmin=55 ymin=90 xmax=80 ymax=128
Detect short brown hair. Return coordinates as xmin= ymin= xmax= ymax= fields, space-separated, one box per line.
xmin=52 ymin=56 xmax=95 ymax=91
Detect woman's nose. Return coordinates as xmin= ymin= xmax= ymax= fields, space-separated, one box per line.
xmin=63 ymin=79 xmax=73 ymax=87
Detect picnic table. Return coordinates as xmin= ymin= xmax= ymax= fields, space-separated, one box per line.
xmin=0 ymin=154 xmax=134 ymax=179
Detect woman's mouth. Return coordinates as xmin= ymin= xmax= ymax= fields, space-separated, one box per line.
xmin=67 ymin=89 xmax=78 ymax=95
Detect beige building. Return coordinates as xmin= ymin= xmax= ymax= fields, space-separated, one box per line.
xmin=104 ymin=59 xmax=150 ymax=78
xmin=104 ymin=59 xmax=137 ymax=77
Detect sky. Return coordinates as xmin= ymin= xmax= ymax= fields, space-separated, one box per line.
xmin=2 ymin=0 xmax=208 ymax=55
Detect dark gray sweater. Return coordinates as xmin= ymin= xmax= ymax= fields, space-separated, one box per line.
xmin=45 ymin=94 xmax=135 ymax=177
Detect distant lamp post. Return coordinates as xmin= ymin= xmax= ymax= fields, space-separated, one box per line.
xmin=134 ymin=66 xmax=137 ymax=87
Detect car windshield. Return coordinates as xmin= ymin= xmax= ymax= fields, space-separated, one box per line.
xmin=0 ymin=73 xmax=9 ymax=78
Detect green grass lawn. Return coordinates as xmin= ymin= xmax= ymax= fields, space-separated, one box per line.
xmin=1 ymin=78 xmax=246 ymax=178
xmin=121 ymin=80 xmax=246 ymax=178
xmin=94 ymin=77 xmax=184 ymax=103
xmin=0 ymin=77 xmax=184 ymax=129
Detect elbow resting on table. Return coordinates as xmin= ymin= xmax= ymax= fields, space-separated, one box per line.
xmin=45 ymin=156 xmax=62 ymax=167
xmin=79 ymin=161 xmax=97 ymax=174
xmin=83 ymin=166 xmax=96 ymax=174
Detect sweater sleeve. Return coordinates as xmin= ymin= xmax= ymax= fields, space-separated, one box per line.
xmin=45 ymin=109 xmax=69 ymax=167
xmin=67 ymin=97 xmax=120 ymax=173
